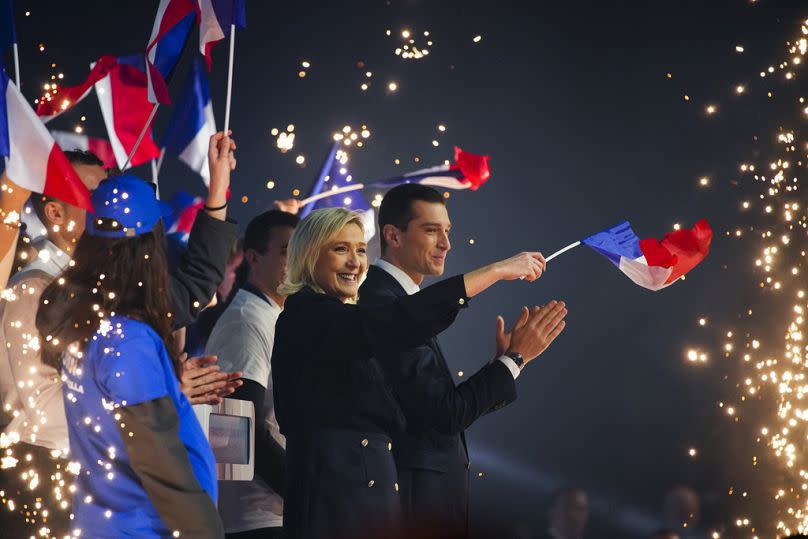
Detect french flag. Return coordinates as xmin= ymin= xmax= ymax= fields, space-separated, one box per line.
xmin=163 ymin=191 xmax=204 ymax=239
xmin=36 ymin=55 xmax=118 ymax=122
xmin=161 ymin=59 xmax=216 ymax=184
xmin=93 ymin=56 xmax=161 ymax=170
xmin=196 ymin=0 xmax=246 ymax=69
xmin=303 ymin=142 xmax=376 ymax=239
xmin=372 ymin=146 xmax=491 ymax=191
xmin=145 ymin=0 xmax=196 ymax=104
xmin=0 ymin=70 xmax=92 ymax=211
xmin=581 ymin=220 xmax=712 ymax=291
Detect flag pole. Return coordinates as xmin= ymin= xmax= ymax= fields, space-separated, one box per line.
xmin=121 ymin=103 xmax=159 ymax=171
xmin=298 ymin=183 xmax=366 ymax=206
xmin=149 ymin=159 xmax=161 ymax=200
xmin=545 ymin=241 xmax=581 ymax=263
xmin=223 ymin=23 xmax=236 ymax=133
xmin=155 ymin=147 xmax=166 ymax=177
xmin=12 ymin=43 xmax=20 ymax=87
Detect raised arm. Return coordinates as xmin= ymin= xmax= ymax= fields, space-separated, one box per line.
xmin=0 ymin=174 xmax=31 ymax=289
xmin=168 ymin=132 xmax=239 ymax=328
xmin=463 ymin=251 xmax=545 ymax=297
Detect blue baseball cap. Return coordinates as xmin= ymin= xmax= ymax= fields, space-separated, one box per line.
xmin=85 ymin=175 xmax=173 ymax=238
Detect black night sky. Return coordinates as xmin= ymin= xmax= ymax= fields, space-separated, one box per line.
xmin=6 ymin=1 xmax=808 ymax=537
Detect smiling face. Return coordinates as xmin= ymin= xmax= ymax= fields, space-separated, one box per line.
xmin=312 ymin=222 xmax=367 ymax=302
xmin=383 ymin=200 xmax=451 ymax=284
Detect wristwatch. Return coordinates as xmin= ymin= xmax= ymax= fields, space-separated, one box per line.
xmin=504 ymin=351 xmax=525 ymax=370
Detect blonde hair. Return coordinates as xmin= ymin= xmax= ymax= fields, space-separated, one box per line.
xmin=279 ymin=207 xmax=366 ymax=298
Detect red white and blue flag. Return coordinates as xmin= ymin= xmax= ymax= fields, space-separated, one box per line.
xmin=371 ymin=146 xmax=491 ymax=190
xmin=36 ymin=55 xmax=118 ymax=123
xmin=0 ymin=70 xmax=92 ymax=210
xmin=581 ymin=220 xmax=712 ymax=291
xmin=93 ymin=56 xmax=161 ymax=170
xmin=302 ymin=142 xmax=376 ymax=238
xmin=36 ymin=56 xmax=160 ymax=169
xmin=196 ymin=0 xmax=246 ymax=69
xmin=302 ymin=143 xmax=369 ymax=217
xmin=50 ymin=130 xmax=117 ymax=170
xmin=161 ymin=59 xmax=216 ymax=184
xmin=163 ymin=191 xmax=204 ymax=240
xmin=145 ymin=0 xmax=196 ymax=104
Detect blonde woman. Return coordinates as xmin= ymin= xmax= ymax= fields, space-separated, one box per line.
xmin=271 ymin=208 xmax=561 ymax=539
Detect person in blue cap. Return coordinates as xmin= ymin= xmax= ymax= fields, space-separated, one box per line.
xmin=35 ymin=174 xmax=224 ymax=538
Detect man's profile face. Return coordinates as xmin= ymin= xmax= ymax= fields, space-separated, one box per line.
xmin=394 ymin=200 xmax=451 ymax=278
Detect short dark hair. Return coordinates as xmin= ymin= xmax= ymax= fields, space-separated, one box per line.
xmin=64 ymin=149 xmax=105 ymax=168
xmin=244 ymin=210 xmax=300 ymax=254
xmin=231 ymin=210 xmax=299 ymax=296
xmin=30 ymin=150 xmax=106 ymax=224
xmin=378 ymin=183 xmax=445 ymax=253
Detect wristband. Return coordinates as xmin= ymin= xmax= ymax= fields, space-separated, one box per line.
xmin=204 ymin=201 xmax=228 ymax=212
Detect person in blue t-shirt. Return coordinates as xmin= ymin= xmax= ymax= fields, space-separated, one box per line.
xmin=36 ymin=174 xmax=224 ymax=538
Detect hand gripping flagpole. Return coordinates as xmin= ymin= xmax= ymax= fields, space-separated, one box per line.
xmin=545 ymin=241 xmax=581 ymax=263
xmin=223 ymin=23 xmax=236 ymax=133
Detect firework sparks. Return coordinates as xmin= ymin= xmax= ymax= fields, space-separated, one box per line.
xmin=390 ymin=28 xmax=432 ymax=60
xmin=688 ymin=16 xmax=808 ymax=537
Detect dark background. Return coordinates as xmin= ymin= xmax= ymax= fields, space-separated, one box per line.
xmin=6 ymin=1 xmax=808 ymax=536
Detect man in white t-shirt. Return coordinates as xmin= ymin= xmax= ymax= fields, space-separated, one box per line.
xmin=206 ymin=209 xmax=299 ymax=538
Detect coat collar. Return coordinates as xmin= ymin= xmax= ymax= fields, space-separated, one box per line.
xmin=373 ymin=259 xmax=420 ymax=295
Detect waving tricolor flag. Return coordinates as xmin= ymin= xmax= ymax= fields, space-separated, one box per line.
xmin=373 ymin=146 xmax=491 ymax=191
xmin=163 ymin=191 xmax=204 ymax=239
xmin=301 ymin=142 xmax=376 ymax=239
xmin=36 ymin=55 xmax=118 ymax=122
xmin=581 ymin=220 xmax=712 ymax=291
xmin=36 ymin=56 xmax=159 ymax=170
xmin=50 ymin=130 xmax=117 ymax=169
xmin=196 ymin=0 xmax=246 ymax=69
xmin=161 ymin=59 xmax=216 ymax=184
xmin=145 ymin=0 xmax=196 ymax=104
xmin=93 ymin=56 xmax=161 ymax=170
xmin=297 ymin=146 xmax=490 ymax=224
xmin=0 ymin=70 xmax=91 ymax=210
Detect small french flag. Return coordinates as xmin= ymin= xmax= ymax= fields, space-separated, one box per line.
xmin=375 ymin=147 xmax=491 ymax=191
xmin=93 ymin=56 xmax=161 ymax=170
xmin=161 ymin=59 xmax=216 ymax=184
xmin=36 ymin=55 xmax=118 ymax=123
xmin=145 ymin=0 xmax=196 ymax=104
xmin=581 ymin=220 xmax=712 ymax=291
xmin=196 ymin=0 xmax=246 ymax=69
xmin=0 ymin=70 xmax=92 ymax=211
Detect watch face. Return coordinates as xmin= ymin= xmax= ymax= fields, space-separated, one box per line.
xmin=507 ymin=352 xmax=524 ymax=366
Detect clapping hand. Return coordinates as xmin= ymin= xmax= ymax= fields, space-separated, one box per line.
xmin=179 ymin=353 xmax=243 ymax=405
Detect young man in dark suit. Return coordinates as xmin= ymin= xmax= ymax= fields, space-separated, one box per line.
xmin=358 ymin=184 xmax=566 ymax=536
